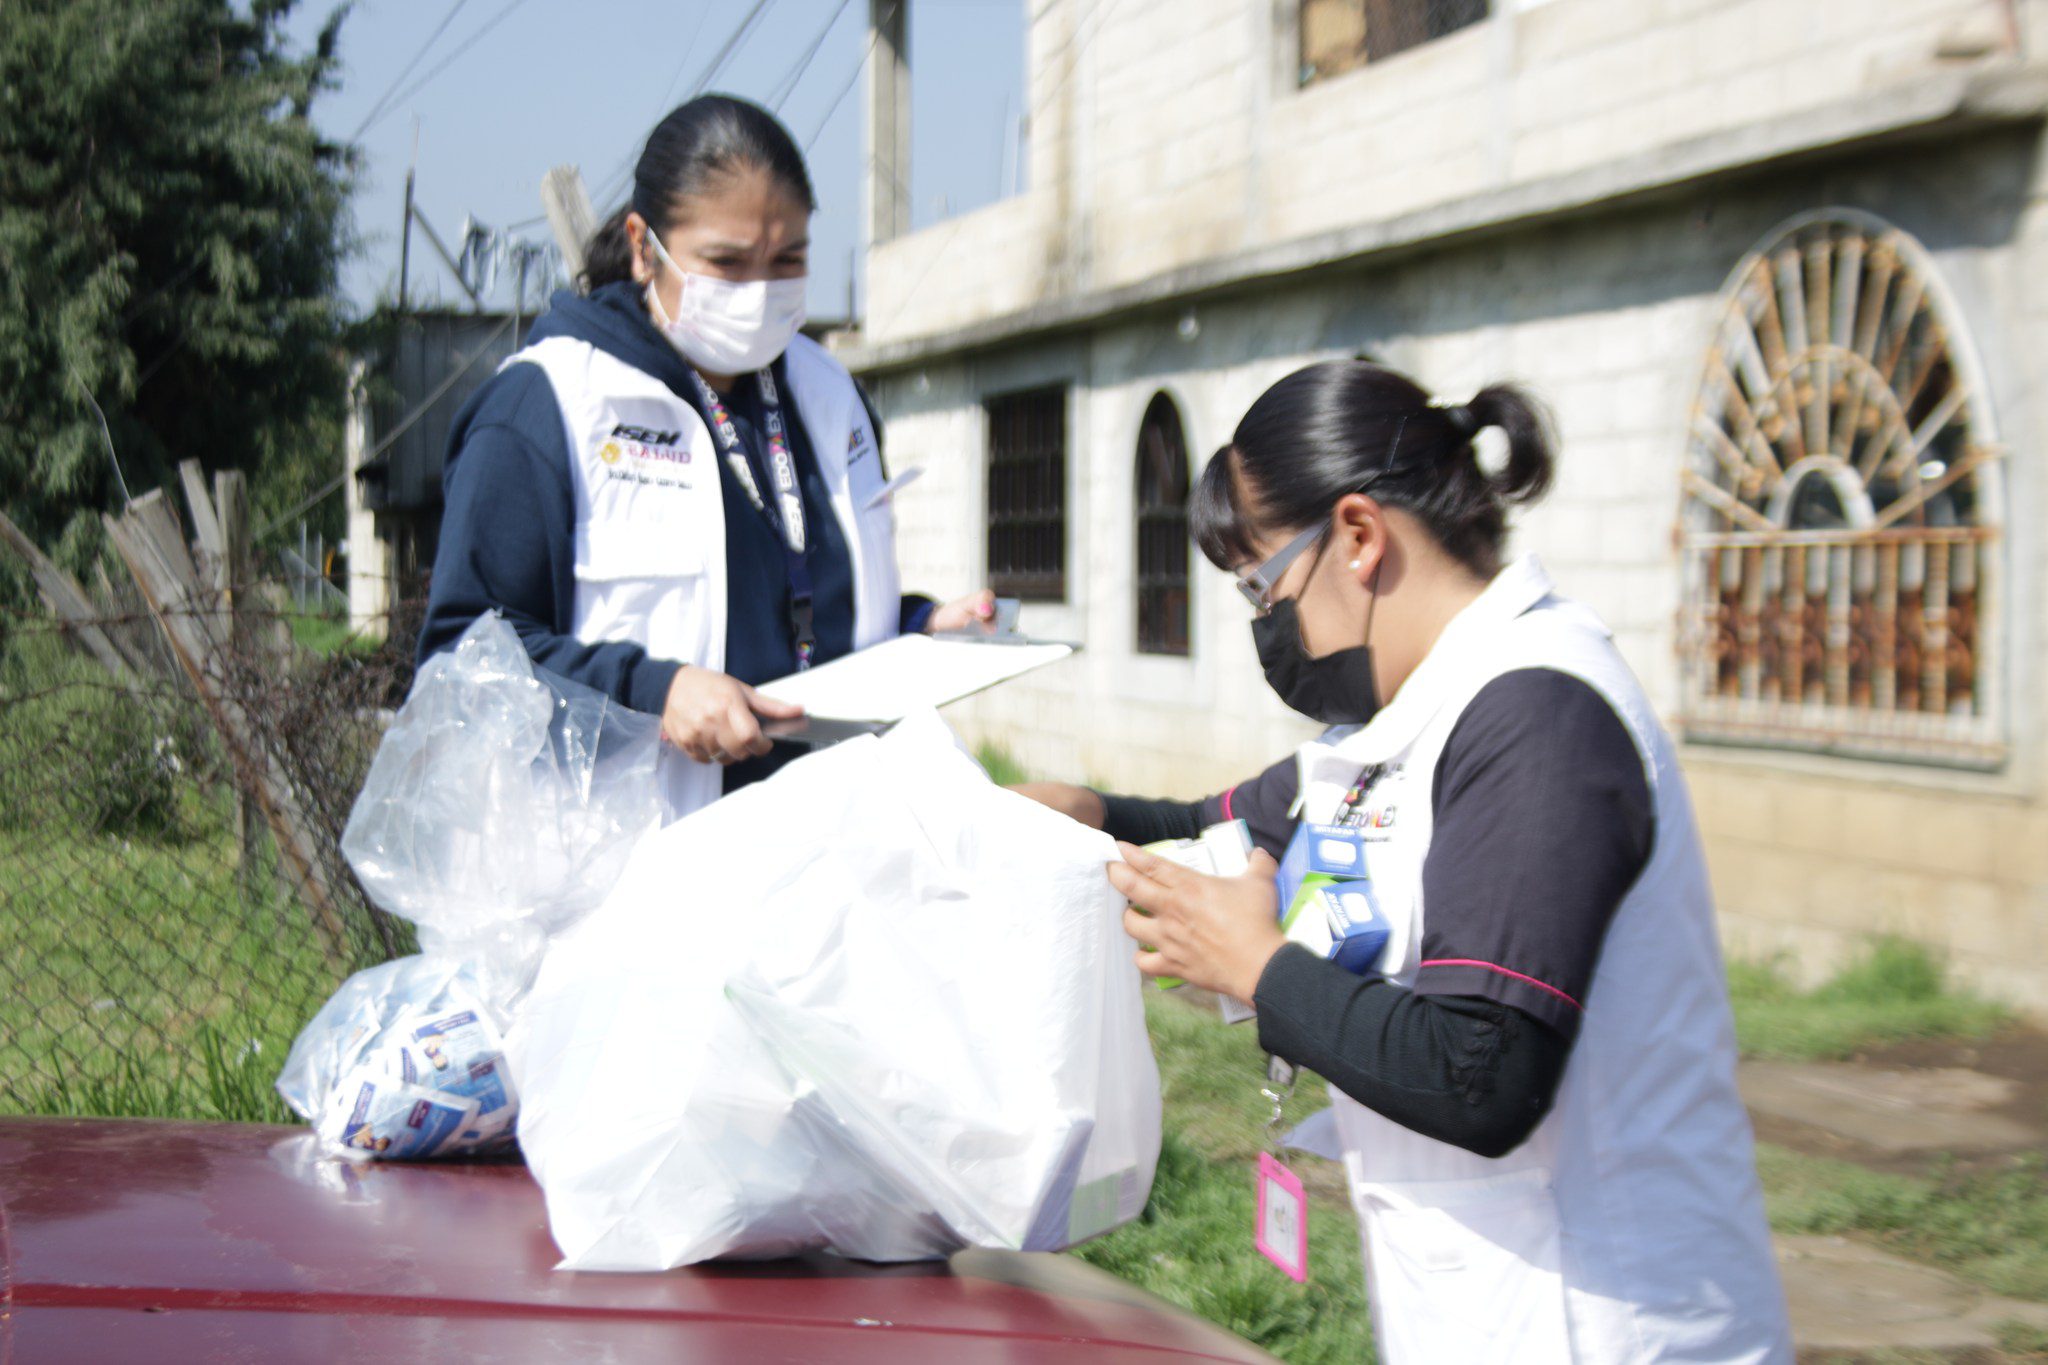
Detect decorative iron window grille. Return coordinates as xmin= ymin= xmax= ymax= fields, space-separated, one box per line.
xmin=986 ymin=386 xmax=1068 ymax=602
xmin=1135 ymin=394 xmax=1192 ymax=656
xmin=1677 ymin=210 xmax=2006 ymax=768
xmin=1299 ymin=0 xmax=1488 ymax=85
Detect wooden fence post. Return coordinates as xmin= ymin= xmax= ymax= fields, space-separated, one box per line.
xmin=104 ymin=490 xmax=352 ymax=967
xmin=210 ymin=470 xmax=273 ymax=906
xmin=0 ymin=508 xmax=147 ymax=677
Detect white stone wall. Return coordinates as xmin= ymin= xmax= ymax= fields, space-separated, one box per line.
xmin=865 ymin=0 xmax=2012 ymax=345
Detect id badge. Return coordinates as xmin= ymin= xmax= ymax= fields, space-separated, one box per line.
xmin=1255 ymin=1151 xmax=1309 ymax=1282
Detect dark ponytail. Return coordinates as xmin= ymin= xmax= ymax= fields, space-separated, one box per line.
xmin=1467 ymin=382 xmax=1554 ymax=506
xmin=1190 ymin=360 xmax=1556 ymax=579
xmin=580 ymin=94 xmax=818 ymax=291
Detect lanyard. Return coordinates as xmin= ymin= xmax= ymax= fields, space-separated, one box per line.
xmin=685 ymin=366 xmax=817 ymax=669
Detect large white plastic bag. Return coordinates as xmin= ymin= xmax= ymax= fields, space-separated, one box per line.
xmin=513 ymin=711 xmax=1161 ymax=1268
xmin=278 ymin=613 xmax=662 ymax=1160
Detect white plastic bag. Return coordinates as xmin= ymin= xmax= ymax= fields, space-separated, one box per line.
xmin=276 ymin=614 xmax=662 ymax=1159
xmin=514 ymin=711 xmax=1161 ymax=1268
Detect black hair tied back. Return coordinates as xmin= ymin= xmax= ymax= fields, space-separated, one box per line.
xmin=1191 ymin=360 xmax=1557 ymax=579
xmin=580 ymin=94 xmax=817 ymax=292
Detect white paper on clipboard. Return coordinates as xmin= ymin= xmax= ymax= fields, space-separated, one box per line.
xmin=758 ymin=633 xmax=1074 ymax=722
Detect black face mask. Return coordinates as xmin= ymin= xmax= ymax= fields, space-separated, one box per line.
xmin=1252 ymin=595 xmax=1382 ymax=727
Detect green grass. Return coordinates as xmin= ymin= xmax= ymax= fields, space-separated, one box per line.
xmin=287 ymin=610 xmax=381 ymax=659
xmin=1996 ymin=1318 xmax=2048 ymax=1356
xmin=1074 ymin=993 xmax=1374 ymax=1363
xmin=1727 ymin=936 xmax=2011 ymax=1061
xmin=0 ymin=820 xmax=352 ymax=1125
xmin=1757 ymin=1143 xmax=2048 ymax=1303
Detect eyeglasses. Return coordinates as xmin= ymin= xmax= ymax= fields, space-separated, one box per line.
xmin=1234 ymin=522 xmax=1328 ymax=616
xmin=1229 ymin=415 xmax=1410 ymax=616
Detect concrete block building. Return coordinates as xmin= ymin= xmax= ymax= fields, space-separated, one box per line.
xmin=840 ymin=0 xmax=2048 ymax=1012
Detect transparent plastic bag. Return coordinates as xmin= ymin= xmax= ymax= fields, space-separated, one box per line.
xmin=339 ymin=612 xmax=662 ymax=947
xmin=514 ymin=711 xmax=1162 ymax=1268
xmin=275 ymin=955 xmax=517 ymax=1160
xmin=277 ymin=614 xmax=662 ymax=1159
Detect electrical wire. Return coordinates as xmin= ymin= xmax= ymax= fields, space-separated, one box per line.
xmin=348 ymin=0 xmax=476 ymax=142
xmin=770 ymin=0 xmax=854 ymax=112
xmin=355 ymin=0 xmax=540 ymax=140
xmin=252 ymin=312 xmax=518 ymax=542
xmin=802 ymin=0 xmax=898 ymax=152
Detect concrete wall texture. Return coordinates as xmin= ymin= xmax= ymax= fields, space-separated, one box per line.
xmin=851 ymin=0 xmax=2048 ymax=1014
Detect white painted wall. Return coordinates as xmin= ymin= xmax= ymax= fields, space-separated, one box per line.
xmin=865 ymin=0 xmax=2011 ymax=345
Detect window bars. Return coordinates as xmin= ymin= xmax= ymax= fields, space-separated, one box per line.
xmin=1677 ymin=210 xmax=2005 ymax=768
xmin=986 ymin=386 xmax=1069 ymax=602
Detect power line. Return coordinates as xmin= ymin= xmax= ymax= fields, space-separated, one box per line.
xmin=587 ymin=1 xmax=717 ymax=210
xmin=693 ymin=0 xmax=778 ymax=99
xmin=771 ymin=0 xmax=854 ymax=113
xmin=349 ymin=0 xmax=475 ymax=142
xmin=803 ymin=0 xmax=899 ymax=153
xmin=868 ymin=0 xmax=1126 ymax=336
xmin=253 ymin=313 xmax=519 ymax=542
xmin=356 ymin=0 xmax=539 ymax=140
xmin=591 ymin=0 xmax=771 ymax=212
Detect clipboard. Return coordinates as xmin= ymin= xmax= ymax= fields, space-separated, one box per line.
xmin=759 ymin=612 xmax=1077 ymax=748
xmin=760 ymin=715 xmax=895 ymax=751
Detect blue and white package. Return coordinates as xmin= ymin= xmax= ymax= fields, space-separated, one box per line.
xmin=281 ymin=956 xmax=521 ymax=1160
xmin=326 ymin=1075 xmax=478 ymax=1161
xmin=1277 ymin=823 xmax=1390 ymax=976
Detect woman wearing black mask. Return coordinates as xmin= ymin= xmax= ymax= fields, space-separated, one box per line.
xmin=1016 ymin=361 xmax=1788 ymax=1363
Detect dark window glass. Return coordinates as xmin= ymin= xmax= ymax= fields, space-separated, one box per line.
xmin=1135 ymin=393 xmax=1191 ymax=656
xmin=1300 ymin=0 xmax=1489 ymax=85
xmin=986 ymin=386 xmax=1068 ymax=601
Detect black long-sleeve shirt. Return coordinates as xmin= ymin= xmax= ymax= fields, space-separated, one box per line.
xmin=1099 ymin=668 xmax=1654 ymax=1158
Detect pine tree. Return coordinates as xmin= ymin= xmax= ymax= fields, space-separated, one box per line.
xmin=0 ymin=0 xmax=355 ymax=571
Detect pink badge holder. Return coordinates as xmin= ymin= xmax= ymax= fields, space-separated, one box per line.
xmin=1252 ymin=1056 xmax=1309 ymax=1282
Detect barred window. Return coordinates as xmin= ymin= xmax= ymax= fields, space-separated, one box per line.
xmin=1135 ymin=393 xmax=1191 ymax=656
xmin=1299 ymin=0 xmax=1488 ymax=85
xmin=986 ymin=386 xmax=1068 ymax=602
xmin=1678 ymin=210 xmax=2006 ymax=768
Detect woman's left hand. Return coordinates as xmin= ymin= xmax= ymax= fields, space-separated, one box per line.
xmin=1108 ymin=841 xmax=1287 ymax=1006
xmin=927 ymin=588 xmax=998 ymax=634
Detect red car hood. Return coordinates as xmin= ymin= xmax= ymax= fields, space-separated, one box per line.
xmin=0 ymin=1118 xmax=1275 ymax=1364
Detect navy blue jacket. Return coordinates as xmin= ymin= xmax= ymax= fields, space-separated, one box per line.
xmin=416 ymin=284 xmax=933 ymax=722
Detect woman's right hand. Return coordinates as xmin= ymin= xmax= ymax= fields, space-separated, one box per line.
xmin=661 ymin=666 xmax=805 ymax=765
xmin=1008 ymin=782 xmax=1107 ymax=829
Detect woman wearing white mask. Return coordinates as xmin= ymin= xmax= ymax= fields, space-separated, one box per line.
xmin=1018 ymin=361 xmax=1790 ymax=1362
xmin=419 ymin=95 xmax=991 ymax=820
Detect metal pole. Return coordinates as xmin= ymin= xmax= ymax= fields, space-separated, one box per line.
xmin=399 ymin=121 xmax=419 ymax=312
xmin=514 ymin=249 xmax=529 ymax=349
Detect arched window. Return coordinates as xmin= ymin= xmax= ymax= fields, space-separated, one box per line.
xmin=1135 ymin=393 xmax=1192 ymax=657
xmin=1678 ymin=210 xmax=2005 ymax=767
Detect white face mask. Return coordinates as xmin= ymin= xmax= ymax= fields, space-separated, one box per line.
xmin=644 ymin=229 xmax=807 ymax=375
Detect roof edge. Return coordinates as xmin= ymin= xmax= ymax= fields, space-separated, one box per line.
xmin=839 ymin=61 xmax=2048 ymax=376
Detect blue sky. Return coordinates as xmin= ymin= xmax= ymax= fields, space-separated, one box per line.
xmin=282 ymin=0 xmax=1027 ymax=319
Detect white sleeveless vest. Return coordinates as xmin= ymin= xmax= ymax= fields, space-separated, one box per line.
xmin=1295 ymin=558 xmax=1790 ymax=1364
xmin=505 ymin=333 xmax=903 ymax=819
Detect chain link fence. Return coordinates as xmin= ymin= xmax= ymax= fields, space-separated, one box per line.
xmin=0 ymin=560 xmax=424 ymax=1123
